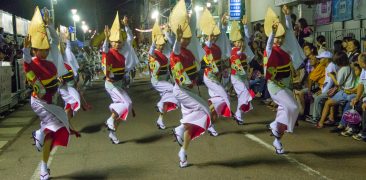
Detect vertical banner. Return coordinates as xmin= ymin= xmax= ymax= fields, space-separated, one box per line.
xmin=353 ymin=0 xmax=366 ymax=20
xmin=229 ymin=0 xmax=241 ymax=20
xmin=332 ymin=0 xmax=353 ymax=22
xmin=315 ymin=0 xmax=332 ymax=25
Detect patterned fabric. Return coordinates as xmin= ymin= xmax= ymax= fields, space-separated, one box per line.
xmin=230 ymin=47 xmax=248 ymax=80
xmin=102 ymin=49 xmax=126 ymax=81
xmin=149 ymin=49 xmax=169 ymax=84
xmin=24 ymin=57 xmax=59 ymax=104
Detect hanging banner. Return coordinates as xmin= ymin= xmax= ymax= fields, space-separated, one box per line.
xmin=354 ymin=0 xmax=366 ymax=20
xmin=315 ymin=0 xmax=332 ymax=25
xmin=332 ymin=0 xmax=353 ymax=22
xmin=0 ymin=10 xmax=14 ymax=34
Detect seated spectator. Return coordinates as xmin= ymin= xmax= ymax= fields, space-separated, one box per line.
xmin=317 ymin=52 xmax=355 ymax=128
xmin=335 ymin=63 xmax=362 ymax=136
xmin=307 ymin=51 xmax=337 ymax=124
xmin=333 ymin=40 xmax=345 ymax=54
xmin=351 ymin=53 xmax=366 ymax=141
xmin=249 ymin=40 xmax=265 ymax=97
xmin=294 ymin=43 xmax=319 ymax=118
xmin=346 ymin=39 xmax=361 ymax=63
xmin=316 ymin=35 xmax=327 ymax=54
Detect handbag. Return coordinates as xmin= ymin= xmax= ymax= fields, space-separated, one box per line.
xmin=327 ymin=67 xmax=351 ymax=97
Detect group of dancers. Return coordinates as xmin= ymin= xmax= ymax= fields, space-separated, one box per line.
xmin=24 ymin=1 xmax=304 ymax=179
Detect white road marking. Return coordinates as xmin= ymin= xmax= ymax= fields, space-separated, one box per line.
xmin=30 ymin=147 xmax=58 ymax=180
xmin=244 ymin=134 xmax=331 ymax=180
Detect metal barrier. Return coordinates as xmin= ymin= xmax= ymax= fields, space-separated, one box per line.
xmin=314 ymin=28 xmax=366 ymax=50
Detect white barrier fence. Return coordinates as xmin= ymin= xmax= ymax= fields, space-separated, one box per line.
xmin=314 ymin=28 xmax=366 ymax=51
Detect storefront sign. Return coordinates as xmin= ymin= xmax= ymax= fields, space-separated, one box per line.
xmin=229 ymin=0 xmax=241 ymax=20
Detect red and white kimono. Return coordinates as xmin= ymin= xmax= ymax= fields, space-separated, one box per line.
xmin=149 ymin=49 xmax=179 ymax=113
xmin=230 ymin=47 xmax=253 ymax=121
xmin=23 ymin=48 xmax=70 ymax=149
xmin=170 ymin=44 xmax=211 ymax=140
xmin=265 ymin=32 xmax=299 ymax=133
xmin=59 ymin=63 xmax=81 ymax=114
xmin=203 ymin=42 xmax=231 ymax=118
xmin=102 ymin=48 xmax=132 ymax=120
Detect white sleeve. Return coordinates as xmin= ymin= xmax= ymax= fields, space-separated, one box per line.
xmin=285 ymin=15 xmax=293 ymax=31
xmin=149 ymin=43 xmax=156 ymax=56
xmin=125 ymin=26 xmax=133 ymax=44
xmin=164 ymin=31 xmax=175 ymax=46
xmin=243 ymin=25 xmax=250 ymax=42
xmin=172 ymin=40 xmax=181 ymax=55
xmin=22 ymin=48 xmax=32 ymax=64
xmin=266 ymin=32 xmax=274 ymax=57
xmin=205 ymin=40 xmax=212 ymax=48
xmin=102 ymin=39 xmax=109 ymax=53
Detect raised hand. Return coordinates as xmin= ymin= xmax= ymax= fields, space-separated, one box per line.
xmin=122 ymin=16 xmax=128 ymax=26
xmin=104 ymin=25 xmax=110 ymax=39
xmin=24 ymin=35 xmax=31 ymax=48
xmin=241 ymin=15 xmax=248 ymax=25
xmin=272 ymin=23 xmax=279 ymax=34
xmin=176 ymin=25 xmax=183 ymax=41
xmin=221 ymin=12 xmax=228 ymax=26
xmin=282 ymin=5 xmax=290 ymax=15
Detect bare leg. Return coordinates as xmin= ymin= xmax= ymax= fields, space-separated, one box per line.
xmin=319 ymin=99 xmax=336 ymax=127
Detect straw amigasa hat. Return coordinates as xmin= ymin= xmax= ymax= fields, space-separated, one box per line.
xmin=169 ymin=0 xmax=192 ymax=38
xmin=109 ymin=11 xmax=127 ymax=42
xmin=152 ymin=20 xmax=165 ymax=45
xmin=229 ymin=21 xmax=242 ymax=42
xmin=28 ymin=6 xmax=50 ymax=49
xmin=199 ymin=8 xmax=220 ymax=36
xmin=264 ymin=7 xmax=285 ymax=38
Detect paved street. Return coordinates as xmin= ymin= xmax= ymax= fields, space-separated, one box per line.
xmin=1 ymin=77 xmax=366 ymax=180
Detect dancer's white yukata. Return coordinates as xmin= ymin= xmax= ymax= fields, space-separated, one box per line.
xmin=59 ymin=40 xmax=81 ymax=114
xmin=148 ymin=42 xmax=179 ymax=129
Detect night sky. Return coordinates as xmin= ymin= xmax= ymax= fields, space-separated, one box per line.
xmin=1 ymin=0 xmax=143 ymax=34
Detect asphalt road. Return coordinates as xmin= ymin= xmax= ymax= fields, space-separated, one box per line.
xmin=1 ymin=77 xmax=365 ymax=180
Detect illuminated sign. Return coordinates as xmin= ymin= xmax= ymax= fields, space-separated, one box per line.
xmin=229 ymin=0 xmax=241 ymax=20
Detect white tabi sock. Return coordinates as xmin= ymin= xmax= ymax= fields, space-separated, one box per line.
xmin=157 ymin=114 xmax=163 ymax=124
xmin=106 ymin=116 xmax=115 ymax=131
xmin=40 ymin=161 xmax=48 ymax=173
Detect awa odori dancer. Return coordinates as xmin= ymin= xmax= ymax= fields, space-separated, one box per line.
xmin=229 ymin=16 xmax=254 ymax=125
xmin=198 ymin=9 xmax=231 ymax=136
xmin=102 ymin=12 xmax=136 ymax=144
xmin=169 ymin=0 xmax=211 ymax=168
xmin=264 ymin=6 xmax=300 ymax=154
xmin=24 ymin=7 xmax=71 ymax=180
xmin=149 ymin=20 xmax=179 ymax=130
xmin=58 ymin=31 xmax=82 ymax=137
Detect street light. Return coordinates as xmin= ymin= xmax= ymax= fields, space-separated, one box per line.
xmin=207 ymin=2 xmax=212 ymax=8
xmin=71 ymin=9 xmax=77 ymax=15
xmin=151 ymin=10 xmax=159 ymax=20
xmin=81 ymin=24 xmax=89 ymax=42
xmin=71 ymin=11 xmax=80 ymax=40
xmin=194 ymin=5 xmax=203 ymax=12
